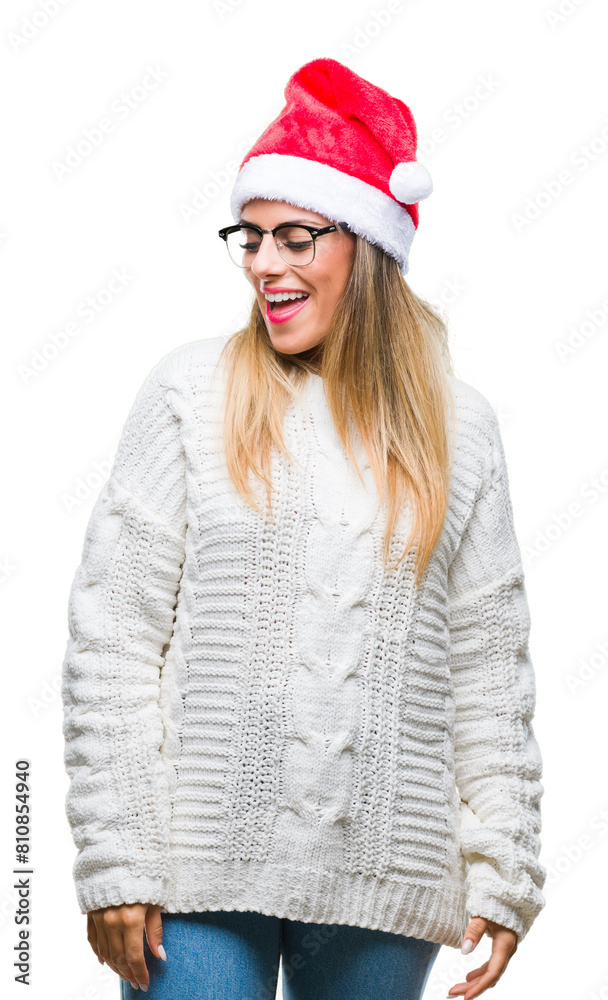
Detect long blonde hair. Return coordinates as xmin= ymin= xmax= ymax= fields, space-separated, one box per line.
xmin=218 ymin=225 xmax=456 ymax=589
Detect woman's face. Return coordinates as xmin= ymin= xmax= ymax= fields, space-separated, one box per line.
xmin=242 ymin=198 xmax=356 ymax=357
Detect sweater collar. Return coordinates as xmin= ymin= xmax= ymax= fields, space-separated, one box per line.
xmin=301 ymin=372 xmax=371 ymax=474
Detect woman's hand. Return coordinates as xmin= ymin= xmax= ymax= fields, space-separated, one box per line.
xmin=87 ymin=902 xmax=167 ymax=991
xmin=447 ymin=916 xmax=518 ymax=999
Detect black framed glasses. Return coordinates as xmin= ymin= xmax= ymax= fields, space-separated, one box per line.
xmin=218 ymin=221 xmax=350 ymax=268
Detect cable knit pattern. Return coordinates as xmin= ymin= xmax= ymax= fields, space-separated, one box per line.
xmin=60 ymin=334 xmax=546 ymax=948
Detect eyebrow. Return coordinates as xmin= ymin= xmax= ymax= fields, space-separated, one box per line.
xmin=238 ymin=217 xmax=323 ymax=227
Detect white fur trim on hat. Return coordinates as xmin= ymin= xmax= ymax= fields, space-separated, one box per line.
xmin=230 ymin=153 xmax=417 ymax=275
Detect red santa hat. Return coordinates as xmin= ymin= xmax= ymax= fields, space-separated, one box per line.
xmin=230 ymin=57 xmax=432 ymax=275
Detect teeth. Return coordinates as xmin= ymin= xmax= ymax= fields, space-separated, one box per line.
xmin=264 ymin=291 xmax=308 ymax=301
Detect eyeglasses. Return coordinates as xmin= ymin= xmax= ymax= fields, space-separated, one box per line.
xmin=218 ymin=221 xmax=350 ymax=268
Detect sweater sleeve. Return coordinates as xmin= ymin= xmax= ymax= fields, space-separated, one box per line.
xmin=60 ymin=353 xmax=187 ymax=915
xmin=448 ymin=406 xmax=546 ymax=943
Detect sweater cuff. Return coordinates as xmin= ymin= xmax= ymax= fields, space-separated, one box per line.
xmin=75 ymin=871 xmax=166 ymax=915
xmin=465 ymin=887 xmax=538 ymax=944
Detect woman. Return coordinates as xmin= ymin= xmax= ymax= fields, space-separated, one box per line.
xmin=61 ymin=58 xmax=546 ymax=1000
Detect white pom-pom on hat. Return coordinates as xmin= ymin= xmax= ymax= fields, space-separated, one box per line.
xmin=389 ymin=160 xmax=433 ymax=204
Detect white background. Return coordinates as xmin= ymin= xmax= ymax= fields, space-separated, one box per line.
xmin=2 ymin=0 xmax=607 ymax=997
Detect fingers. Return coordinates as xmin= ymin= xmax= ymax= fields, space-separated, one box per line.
xmin=460 ymin=915 xmax=488 ymax=955
xmin=121 ymin=917 xmax=150 ymax=991
xmin=105 ymin=908 xmax=148 ymax=990
xmin=460 ymin=950 xmax=507 ymax=999
xmin=464 ymin=961 xmax=489 ymax=980
xmin=87 ymin=913 xmax=103 ymax=964
xmin=90 ymin=905 xmax=149 ymax=991
xmin=448 ymin=929 xmax=515 ymax=999
xmin=446 ymin=966 xmax=488 ymax=998
xmin=448 ymin=920 xmax=518 ymax=998
xmin=92 ymin=915 xmax=121 ymax=979
xmin=145 ymin=904 xmax=167 ymax=963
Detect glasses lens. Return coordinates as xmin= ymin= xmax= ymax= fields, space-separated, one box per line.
xmin=226 ymin=226 xmax=262 ymax=267
xmin=275 ymin=226 xmax=315 ymax=265
xmin=225 ymin=225 xmax=316 ymax=267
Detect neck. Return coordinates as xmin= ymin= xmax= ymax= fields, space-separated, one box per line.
xmin=297 ymin=344 xmax=323 ymax=376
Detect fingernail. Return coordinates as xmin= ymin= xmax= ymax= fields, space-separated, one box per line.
xmin=140 ymin=986 xmax=148 ymax=993
xmin=158 ymin=944 xmax=167 ymax=961
xmin=461 ymin=938 xmax=474 ymax=954
xmin=130 ymin=984 xmax=139 ymax=990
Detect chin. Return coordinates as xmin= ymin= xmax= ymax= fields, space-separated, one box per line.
xmin=269 ymin=332 xmax=319 ymax=353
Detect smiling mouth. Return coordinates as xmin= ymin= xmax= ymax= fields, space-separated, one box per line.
xmin=267 ymin=294 xmax=309 ymax=313
xmin=265 ymin=293 xmax=311 ymax=324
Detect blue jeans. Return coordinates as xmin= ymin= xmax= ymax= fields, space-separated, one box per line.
xmin=119 ymin=909 xmax=441 ymax=1000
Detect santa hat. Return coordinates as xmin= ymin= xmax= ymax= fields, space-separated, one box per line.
xmin=229 ymin=57 xmax=432 ymax=275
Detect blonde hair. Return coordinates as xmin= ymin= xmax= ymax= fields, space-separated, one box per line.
xmin=218 ymin=224 xmax=456 ymax=589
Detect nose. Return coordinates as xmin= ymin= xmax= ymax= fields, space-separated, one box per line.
xmin=250 ymin=232 xmax=288 ymax=279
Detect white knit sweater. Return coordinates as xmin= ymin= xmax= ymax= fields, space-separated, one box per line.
xmin=60 ymin=333 xmax=546 ymax=949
